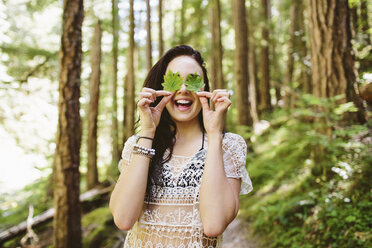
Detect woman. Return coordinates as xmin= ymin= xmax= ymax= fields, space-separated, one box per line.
xmin=109 ymin=45 xmax=252 ymax=248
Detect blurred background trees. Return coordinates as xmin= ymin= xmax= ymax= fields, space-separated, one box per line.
xmin=0 ymin=0 xmax=371 ymax=247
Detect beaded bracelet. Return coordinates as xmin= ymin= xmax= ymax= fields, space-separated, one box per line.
xmin=133 ymin=144 xmax=155 ymax=159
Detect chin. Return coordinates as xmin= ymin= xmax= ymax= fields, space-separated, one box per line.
xmin=171 ymin=112 xmax=200 ymax=123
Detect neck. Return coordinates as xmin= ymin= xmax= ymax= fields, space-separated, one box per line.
xmin=174 ymin=118 xmax=203 ymax=142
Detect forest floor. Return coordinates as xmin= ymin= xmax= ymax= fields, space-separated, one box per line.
xmin=222 ymin=217 xmax=263 ymax=248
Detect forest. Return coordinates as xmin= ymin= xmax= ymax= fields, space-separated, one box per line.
xmin=0 ymin=0 xmax=371 ymax=247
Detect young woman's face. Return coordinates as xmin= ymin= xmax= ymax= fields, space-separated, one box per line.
xmin=165 ymin=56 xmax=204 ymax=124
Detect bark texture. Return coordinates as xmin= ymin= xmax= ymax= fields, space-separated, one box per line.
xmin=111 ymin=0 xmax=120 ymax=169
xmin=247 ymin=0 xmax=259 ymax=123
xmin=53 ymin=0 xmax=84 ymax=247
xmin=87 ymin=20 xmax=102 ymax=190
xmin=146 ymin=0 xmax=152 ymax=71
xmin=209 ymin=0 xmax=225 ymax=90
xmin=232 ymin=0 xmax=252 ymax=126
xmin=158 ymin=0 xmax=164 ymax=58
xmin=307 ymin=0 xmax=365 ymax=123
xmin=124 ymin=0 xmax=136 ymax=142
xmin=258 ymin=0 xmax=272 ymax=113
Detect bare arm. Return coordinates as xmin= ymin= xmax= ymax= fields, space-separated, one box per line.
xmin=197 ymin=90 xmax=241 ymax=237
xmin=109 ymin=130 xmax=154 ymax=230
xmin=109 ymin=88 xmax=173 ymax=230
xmin=199 ymin=133 xmax=241 ymax=237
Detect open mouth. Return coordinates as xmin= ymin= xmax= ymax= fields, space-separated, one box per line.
xmin=175 ymin=99 xmax=193 ymax=111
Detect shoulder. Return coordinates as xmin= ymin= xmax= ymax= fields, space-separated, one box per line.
xmin=121 ymin=135 xmax=139 ymax=156
xmin=125 ymin=134 xmax=139 ymax=144
xmin=222 ymin=132 xmax=247 ymax=149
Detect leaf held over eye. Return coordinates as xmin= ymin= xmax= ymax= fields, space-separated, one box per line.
xmin=161 ymin=70 xmax=184 ymax=92
xmin=185 ymin=73 xmax=205 ymax=92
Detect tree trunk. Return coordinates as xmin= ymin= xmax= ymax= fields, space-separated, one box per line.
xmin=283 ymin=4 xmax=296 ymax=108
xmin=247 ymin=0 xmax=259 ymax=123
xmin=349 ymin=3 xmax=358 ymax=39
xmin=158 ymin=0 xmax=164 ymax=58
xmin=298 ymin=1 xmax=312 ymax=95
xmin=146 ymin=0 xmax=152 ymax=71
xmin=209 ymin=0 xmax=225 ymax=91
xmin=307 ymin=0 xmax=365 ymax=123
xmin=87 ymin=20 xmax=102 ymax=190
xmin=283 ymin=2 xmax=308 ymax=108
xmin=307 ymin=0 xmax=366 ymax=178
xmin=124 ymin=0 xmax=136 ymax=143
xmin=258 ymin=0 xmax=272 ymax=114
xmin=110 ymin=0 xmax=120 ymax=171
xmin=358 ymin=0 xmax=372 ymax=71
xmin=232 ymin=0 xmax=252 ymax=126
xmin=180 ymin=0 xmax=186 ymax=44
xmin=360 ymin=0 xmax=371 ymax=45
xmin=53 ymin=0 xmax=84 ymax=247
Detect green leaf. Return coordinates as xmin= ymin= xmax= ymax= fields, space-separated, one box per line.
xmin=185 ymin=73 xmax=205 ymax=92
xmin=161 ymin=70 xmax=184 ymax=92
xmin=334 ymin=102 xmax=358 ymax=115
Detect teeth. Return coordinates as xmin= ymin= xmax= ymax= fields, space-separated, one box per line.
xmin=176 ymin=100 xmax=192 ymax=104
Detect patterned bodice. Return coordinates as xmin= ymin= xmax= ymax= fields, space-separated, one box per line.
xmin=118 ymin=133 xmax=252 ymax=248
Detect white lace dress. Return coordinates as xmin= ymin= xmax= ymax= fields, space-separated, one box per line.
xmin=118 ymin=132 xmax=253 ymax=248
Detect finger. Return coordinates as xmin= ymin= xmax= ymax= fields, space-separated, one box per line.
xmin=213 ymin=92 xmax=230 ymax=103
xmin=155 ymin=90 xmax=172 ymax=97
xmin=198 ymin=96 xmax=210 ymax=112
xmin=142 ymin=87 xmax=156 ymax=93
xmin=196 ymin=91 xmax=213 ymax=98
xmin=211 ymin=90 xmax=229 ymax=102
xmin=155 ymin=93 xmax=174 ymax=112
xmin=139 ymin=92 xmax=155 ymax=102
xmin=216 ymin=96 xmax=232 ymax=103
xmin=137 ymin=98 xmax=152 ymax=108
xmin=215 ymin=96 xmax=232 ymax=110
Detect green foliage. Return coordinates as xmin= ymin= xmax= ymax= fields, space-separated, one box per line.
xmin=240 ymin=95 xmax=372 ymax=248
xmin=26 ymin=0 xmax=57 ymax=12
xmin=0 ymin=177 xmax=53 ymax=231
xmin=161 ymin=70 xmax=184 ymax=92
xmin=82 ymin=206 xmax=123 ymax=248
xmin=161 ymin=70 xmax=205 ymax=92
xmin=185 ymin=73 xmax=205 ymax=92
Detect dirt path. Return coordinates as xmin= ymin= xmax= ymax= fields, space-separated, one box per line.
xmin=222 ymin=218 xmax=262 ymax=248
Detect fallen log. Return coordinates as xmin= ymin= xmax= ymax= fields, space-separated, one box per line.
xmin=0 ymin=185 xmax=113 ymax=244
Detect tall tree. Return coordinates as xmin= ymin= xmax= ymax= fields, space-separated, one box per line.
xmin=247 ymin=0 xmax=260 ymax=123
xmin=124 ymin=0 xmax=136 ymax=142
xmin=284 ymin=1 xmax=311 ymax=105
xmin=209 ymin=0 xmax=225 ymax=90
xmin=258 ymin=0 xmax=272 ymax=113
xmin=297 ymin=1 xmax=312 ymax=95
xmin=307 ymin=0 xmax=365 ymax=122
xmin=358 ymin=0 xmax=372 ymax=72
xmin=111 ymin=0 xmax=120 ymax=170
xmin=180 ymin=0 xmax=186 ymax=44
xmin=232 ymin=0 xmax=252 ymax=126
xmin=359 ymin=0 xmax=371 ymax=45
xmin=146 ymin=0 xmax=152 ymax=71
xmin=158 ymin=0 xmax=164 ymax=58
xmin=53 ymin=0 xmax=84 ymax=247
xmin=87 ymin=20 xmax=102 ymax=190
xmin=283 ymin=2 xmax=299 ymax=108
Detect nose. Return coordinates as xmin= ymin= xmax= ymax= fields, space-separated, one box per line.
xmin=178 ymin=83 xmax=188 ymax=93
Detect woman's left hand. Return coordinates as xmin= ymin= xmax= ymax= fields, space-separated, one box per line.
xmin=196 ymin=89 xmax=231 ymax=135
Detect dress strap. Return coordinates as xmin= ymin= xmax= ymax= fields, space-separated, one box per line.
xmin=199 ymin=131 xmax=205 ymax=151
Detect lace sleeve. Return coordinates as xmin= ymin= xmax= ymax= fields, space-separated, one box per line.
xmin=118 ymin=135 xmax=138 ymax=172
xmin=222 ymin=133 xmax=253 ymax=195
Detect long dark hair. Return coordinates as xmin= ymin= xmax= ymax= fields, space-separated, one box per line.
xmin=142 ymin=45 xmax=210 ymax=186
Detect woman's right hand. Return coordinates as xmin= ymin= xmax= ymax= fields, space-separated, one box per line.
xmin=138 ymin=87 xmax=174 ymax=134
